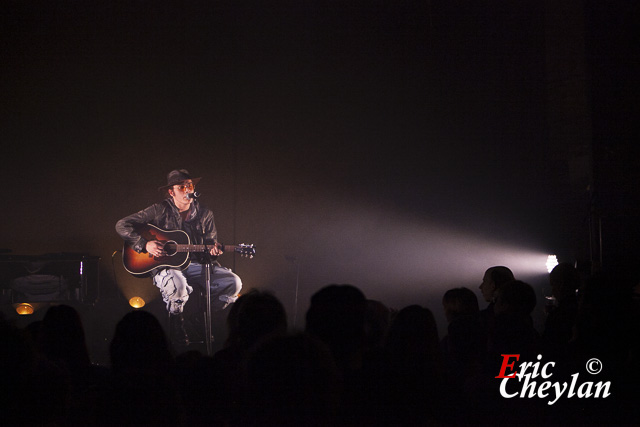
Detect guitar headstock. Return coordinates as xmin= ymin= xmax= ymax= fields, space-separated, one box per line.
xmin=234 ymin=243 xmax=256 ymax=259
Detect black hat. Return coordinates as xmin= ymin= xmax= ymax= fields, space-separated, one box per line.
xmin=158 ymin=169 xmax=202 ymax=191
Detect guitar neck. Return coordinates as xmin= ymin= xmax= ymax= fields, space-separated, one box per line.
xmin=175 ymin=244 xmax=239 ymax=253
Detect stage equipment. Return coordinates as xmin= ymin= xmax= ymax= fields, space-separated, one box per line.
xmin=1 ymin=253 xmax=100 ymax=305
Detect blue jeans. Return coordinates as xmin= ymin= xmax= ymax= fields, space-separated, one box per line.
xmin=153 ymin=262 xmax=242 ymax=314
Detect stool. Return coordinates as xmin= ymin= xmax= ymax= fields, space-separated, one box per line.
xmin=167 ymin=288 xmax=214 ymax=354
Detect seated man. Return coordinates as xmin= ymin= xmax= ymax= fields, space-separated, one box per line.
xmin=116 ymin=169 xmax=242 ymax=345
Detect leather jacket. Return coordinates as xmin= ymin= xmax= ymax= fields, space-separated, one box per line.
xmin=115 ymin=198 xmax=218 ymax=264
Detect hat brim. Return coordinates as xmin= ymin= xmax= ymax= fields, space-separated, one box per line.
xmin=158 ymin=177 xmax=202 ymax=191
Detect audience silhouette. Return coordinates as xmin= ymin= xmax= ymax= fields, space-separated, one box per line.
xmin=79 ymin=309 xmax=182 ymax=426
xmin=440 ymin=287 xmax=485 ymax=411
xmin=1 ymin=264 xmax=637 ymax=425
xmin=377 ymin=304 xmax=445 ymax=425
xmin=242 ymin=332 xmax=340 ymax=426
xmin=211 ymin=288 xmax=289 ymax=425
xmin=542 ymin=262 xmax=581 ymax=361
xmin=478 ymin=266 xmax=515 ymax=349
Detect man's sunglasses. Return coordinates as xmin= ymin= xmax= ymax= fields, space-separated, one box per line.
xmin=174 ymin=182 xmax=195 ymax=192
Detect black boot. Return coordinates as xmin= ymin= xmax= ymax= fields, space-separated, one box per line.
xmin=170 ymin=313 xmax=190 ymax=346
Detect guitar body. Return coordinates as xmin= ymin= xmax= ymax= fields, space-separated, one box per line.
xmin=122 ymin=224 xmax=191 ymax=277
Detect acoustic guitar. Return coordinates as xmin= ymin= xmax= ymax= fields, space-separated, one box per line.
xmin=122 ymin=223 xmax=255 ymax=276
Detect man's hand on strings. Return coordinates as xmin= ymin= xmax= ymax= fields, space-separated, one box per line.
xmin=146 ymin=240 xmax=166 ymax=258
xmin=210 ymin=243 xmax=223 ymax=257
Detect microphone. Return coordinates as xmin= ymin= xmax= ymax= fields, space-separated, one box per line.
xmin=186 ymin=192 xmax=201 ymax=199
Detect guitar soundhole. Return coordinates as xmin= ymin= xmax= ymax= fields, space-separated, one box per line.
xmin=164 ymin=241 xmax=178 ymax=256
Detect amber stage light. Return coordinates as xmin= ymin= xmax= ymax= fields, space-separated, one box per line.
xmin=129 ymin=296 xmax=146 ymax=308
xmin=15 ymin=303 xmax=34 ymax=315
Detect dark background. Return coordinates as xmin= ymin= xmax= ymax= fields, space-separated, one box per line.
xmin=1 ymin=1 xmax=638 ymax=358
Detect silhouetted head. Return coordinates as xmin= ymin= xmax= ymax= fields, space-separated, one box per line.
xmin=494 ymin=280 xmax=537 ymax=317
xmin=549 ymin=262 xmax=581 ymax=302
xmin=225 ymin=289 xmax=288 ymax=350
xmin=110 ymin=310 xmax=172 ymax=375
xmin=40 ymin=304 xmax=90 ymax=368
xmin=442 ymin=287 xmax=479 ymax=322
xmin=480 ymin=266 xmax=515 ymax=302
xmin=305 ymin=284 xmax=367 ymax=360
xmin=364 ymin=299 xmax=392 ymax=351
xmin=385 ymin=305 xmax=440 ymax=369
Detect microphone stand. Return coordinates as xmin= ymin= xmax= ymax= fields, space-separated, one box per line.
xmin=201 ymin=239 xmax=214 ymax=356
